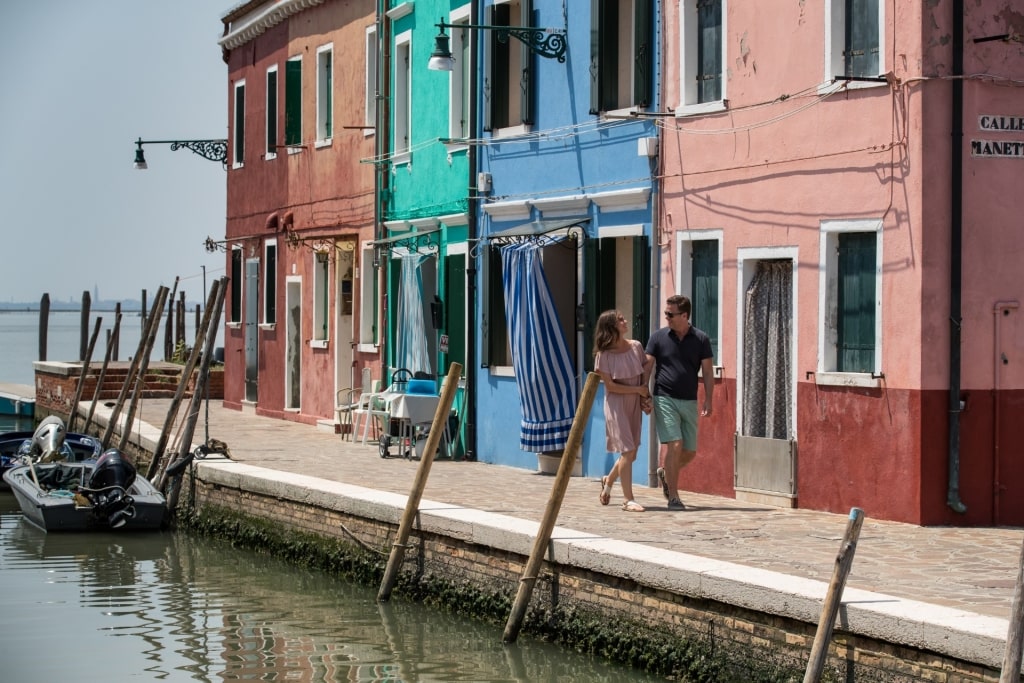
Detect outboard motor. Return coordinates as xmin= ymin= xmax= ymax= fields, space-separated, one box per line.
xmin=84 ymin=448 xmax=137 ymax=529
xmin=30 ymin=416 xmax=67 ymax=462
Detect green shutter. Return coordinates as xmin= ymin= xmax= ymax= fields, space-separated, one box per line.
xmin=520 ymin=0 xmax=534 ymax=125
xmin=696 ymin=0 xmax=722 ymax=103
xmin=589 ymin=0 xmax=602 ymax=114
xmin=633 ymin=0 xmax=652 ymax=108
xmin=266 ymin=70 xmax=277 ymax=154
xmin=691 ymin=240 xmax=718 ymax=360
xmin=234 ymin=84 xmax=245 ymax=164
xmin=444 ymin=254 xmax=466 ymax=369
xmin=285 ymin=59 xmax=302 ymax=146
xmin=324 ymin=52 xmax=332 ymax=138
xmin=845 ymin=0 xmax=879 ymax=77
xmin=631 ymin=235 xmax=650 ymax=347
xmin=837 ymin=232 xmax=876 ymax=372
xmin=481 ymin=245 xmax=508 ymax=367
xmin=490 ymin=4 xmax=510 ymax=129
xmin=582 ymin=237 xmax=618 ymax=371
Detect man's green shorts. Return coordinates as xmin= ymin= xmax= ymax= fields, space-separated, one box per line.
xmin=653 ymin=396 xmax=698 ymax=451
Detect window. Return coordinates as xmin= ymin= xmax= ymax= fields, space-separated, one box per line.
xmin=825 ymin=0 xmax=882 ymax=83
xmin=232 ymin=80 xmax=245 ymax=167
xmin=394 ymin=31 xmax=411 ymax=160
xmin=590 ymin=0 xmax=653 ymax=114
xmin=316 ymin=44 xmax=333 ymax=144
xmin=484 ymin=0 xmax=530 ymax=131
xmin=263 ymin=240 xmax=277 ymax=325
xmin=365 ymin=26 xmax=377 ymax=132
xmin=230 ymin=246 xmax=242 ymax=323
xmin=676 ymin=231 xmax=722 ymax=361
xmin=583 ymin=231 xmax=650 ymax=370
xmin=359 ymin=243 xmax=380 ymax=347
xmin=285 ymin=56 xmax=302 ymax=148
xmin=818 ymin=220 xmax=881 ymax=376
xmin=266 ymin=66 xmax=278 ymax=159
xmin=446 ymin=7 xmax=472 ymax=140
xmin=679 ymin=0 xmax=725 ymax=114
xmin=313 ymin=252 xmax=330 ymax=343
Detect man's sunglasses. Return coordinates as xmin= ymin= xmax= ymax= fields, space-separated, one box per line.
xmin=664 ymin=311 xmax=681 ymax=319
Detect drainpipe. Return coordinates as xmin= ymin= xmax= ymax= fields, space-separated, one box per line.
xmin=375 ymin=2 xmax=391 ymax=380
xmin=464 ymin=0 xmax=479 ymax=461
xmin=946 ymin=0 xmax=966 ymax=514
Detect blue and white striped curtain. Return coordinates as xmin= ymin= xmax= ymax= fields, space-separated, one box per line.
xmin=502 ymin=241 xmax=578 ymax=452
xmin=396 ymin=253 xmax=432 ymax=376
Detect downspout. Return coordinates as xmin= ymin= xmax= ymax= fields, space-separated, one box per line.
xmin=464 ymin=0 xmax=479 ymax=461
xmin=647 ymin=0 xmax=663 ymax=487
xmin=946 ymin=0 xmax=966 ymax=514
xmin=375 ymin=2 xmax=392 ymax=380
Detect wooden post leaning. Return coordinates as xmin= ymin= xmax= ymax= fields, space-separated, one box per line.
xmin=67 ymin=315 xmax=102 ymax=431
xmin=83 ymin=312 xmax=121 ymax=434
xmin=502 ymin=372 xmax=600 ymax=644
xmin=117 ymin=286 xmax=170 ymax=452
xmin=377 ymin=362 xmax=464 ymax=603
xmin=999 ymin=534 xmax=1024 ymax=683
xmin=101 ymin=286 xmax=168 ymax=449
xmin=146 ymin=279 xmax=222 ymax=480
xmin=803 ymin=507 xmax=865 ymax=683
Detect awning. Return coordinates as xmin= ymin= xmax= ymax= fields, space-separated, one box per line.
xmin=486 ymin=217 xmax=589 ymax=242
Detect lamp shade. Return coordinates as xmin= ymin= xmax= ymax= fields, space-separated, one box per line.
xmin=133 ymin=145 xmax=148 ymax=170
xmin=428 ymin=31 xmax=454 ymax=71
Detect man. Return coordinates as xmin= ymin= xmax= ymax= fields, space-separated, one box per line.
xmin=645 ymin=294 xmax=714 ymax=510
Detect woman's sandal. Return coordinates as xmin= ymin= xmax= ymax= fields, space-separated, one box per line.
xmin=599 ymin=476 xmax=611 ymax=506
xmin=622 ymin=500 xmax=645 ymax=512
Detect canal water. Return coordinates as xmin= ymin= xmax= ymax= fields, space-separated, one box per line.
xmin=0 ymin=491 xmax=661 ymax=682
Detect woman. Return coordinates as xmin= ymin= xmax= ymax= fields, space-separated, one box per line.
xmin=593 ymin=310 xmax=653 ymax=512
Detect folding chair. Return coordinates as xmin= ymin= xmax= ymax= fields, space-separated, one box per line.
xmin=335 ymin=368 xmax=374 ymax=441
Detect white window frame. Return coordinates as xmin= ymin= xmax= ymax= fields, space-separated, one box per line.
xmin=358 ymin=242 xmax=380 ymax=350
xmin=677 ymin=0 xmax=727 ymax=117
xmin=315 ymin=43 xmax=333 ymax=146
xmin=816 ymin=218 xmax=883 ymax=387
xmin=445 ymin=5 xmax=472 ymax=147
xmin=261 ymin=239 xmax=277 ymax=328
xmin=393 ymin=30 xmax=412 ymax=164
xmin=265 ymin=66 xmax=278 ymax=159
xmin=312 ymin=251 xmax=330 ymax=346
xmin=822 ymin=0 xmax=885 ymax=92
xmin=364 ymin=26 xmax=377 ymax=134
xmin=232 ymin=79 xmax=246 ymax=168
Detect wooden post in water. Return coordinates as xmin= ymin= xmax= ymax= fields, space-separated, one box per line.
xmin=83 ymin=312 xmax=122 ymax=434
xmin=999 ymin=535 xmax=1024 ymax=682
xmin=502 ymin=372 xmax=600 ymax=644
xmin=377 ymin=362 xmax=463 ymax=603
xmin=38 ymin=293 xmax=49 ymax=362
xmin=147 ymin=279 xmax=222 ymax=481
xmin=79 ymin=290 xmax=91 ymax=361
xmin=803 ymin=507 xmax=865 ymax=683
xmin=118 ymin=287 xmax=169 ymax=452
xmin=113 ymin=302 xmax=121 ymax=360
xmin=101 ymin=286 xmax=167 ymax=449
xmin=67 ymin=315 xmax=102 ymax=431
xmin=177 ymin=290 xmax=186 ymax=353
xmin=140 ymin=289 xmax=147 ymax=336
xmin=163 ymin=279 xmax=178 ymax=362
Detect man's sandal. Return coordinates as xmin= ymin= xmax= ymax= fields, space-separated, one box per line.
xmin=622 ymin=500 xmax=645 ymax=512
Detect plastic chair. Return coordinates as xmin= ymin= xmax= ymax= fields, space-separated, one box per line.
xmin=336 ymin=368 xmax=374 ymax=441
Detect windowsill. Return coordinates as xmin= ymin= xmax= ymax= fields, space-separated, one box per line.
xmin=288 ymin=146 xmax=302 ymax=155
xmin=259 ymin=323 xmax=276 ymax=331
xmin=674 ymin=100 xmax=727 ymax=118
xmin=814 ymin=372 xmax=881 ymax=389
xmin=444 ymin=141 xmax=468 ymax=156
xmin=310 ymin=340 xmax=329 ymax=349
xmin=489 ymin=365 xmax=515 ymax=378
xmin=363 ymin=128 xmax=375 ymax=138
xmin=226 ymin=322 xmax=241 ymax=330
xmin=818 ymin=78 xmax=887 ymax=96
xmin=232 ymin=161 xmax=244 ymax=170
xmin=490 ymin=124 xmax=532 ymax=140
xmin=356 ymin=343 xmax=379 ymax=354
xmin=392 ymin=151 xmax=411 ymax=166
xmin=601 ymin=105 xmax=643 ymax=120
xmin=315 ymin=138 xmax=332 ymax=149
xmin=265 ymin=152 xmax=277 ymax=161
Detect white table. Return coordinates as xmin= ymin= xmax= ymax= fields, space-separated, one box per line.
xmin=377 ymin=392 xmax=449 ymax=458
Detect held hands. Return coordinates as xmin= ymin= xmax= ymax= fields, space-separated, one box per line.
xmin=639 ymin=387 xmax=652 ymax=415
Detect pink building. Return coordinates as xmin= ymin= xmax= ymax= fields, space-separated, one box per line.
xmin=658 ymin=0 xmax=1024 ymax=525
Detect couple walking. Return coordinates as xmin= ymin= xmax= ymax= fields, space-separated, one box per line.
xmin=594 ymin=295 xmax=714 ymax=512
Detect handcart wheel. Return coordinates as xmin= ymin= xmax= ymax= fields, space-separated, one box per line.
xmin=379 ymin=434 xmax=391 ymax=458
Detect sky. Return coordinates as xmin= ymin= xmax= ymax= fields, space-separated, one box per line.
xmin=0 ymin=0 xmax=230 ymax=305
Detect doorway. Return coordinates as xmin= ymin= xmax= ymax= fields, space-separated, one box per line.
xmin=285 ymin=277 xmax=302 ymax=411
xmin=244 ymin=258 xmax=259 ymax=403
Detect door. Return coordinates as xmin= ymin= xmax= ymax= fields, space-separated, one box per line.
xmin=244 ymin=258 xmax=259 ymax=403
xmin=335 ymin=244 xmax=355 ymax=397
xmin=285 ymin=278 xmax=302 ymax=410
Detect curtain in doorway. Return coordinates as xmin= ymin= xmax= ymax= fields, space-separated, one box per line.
xmin=742 ymin=260 xmax=792 ymax=439
xmin=502 ymin=240 xmax=578 ymax=452
xmin=396 ymin=253 xmax=432 ymax=376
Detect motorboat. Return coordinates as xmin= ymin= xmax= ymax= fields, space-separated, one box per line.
xmin=2 ymin=418 xmax=166 ymax=532
xmin=0 ymin=418 xmax=103 ymax=490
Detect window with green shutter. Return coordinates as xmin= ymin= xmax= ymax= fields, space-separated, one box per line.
xmin=582 ymin=235 xmax=649 ymax=371
xmin=266 ymin=68 xmax=277 ymax=156
xmin=285 ymin=57 xmax=302 ymax=147
xmin=836 ymin=232 xmax=876 ymax=372
xmin=589 ymin=0 xmax=653 ymax=114
xmin=691 ymin=239 xmax=719 ymax=360
xmin=844 ymin=0 xmax=879 ymax=77
xmin=696 ymin=0 xmax=722 ymax=104
xmin=233 ymin=82 xmax=245 ymax=165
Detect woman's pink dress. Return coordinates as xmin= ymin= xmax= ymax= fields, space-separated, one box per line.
xmin=594 ymin=339 xmax=646 ymax=453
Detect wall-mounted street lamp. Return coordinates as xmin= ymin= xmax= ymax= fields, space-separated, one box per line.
xmin=427 ymin=18 xmax=567 ymax=71
xmin=133 ymin=137 xmax=228 ymax=169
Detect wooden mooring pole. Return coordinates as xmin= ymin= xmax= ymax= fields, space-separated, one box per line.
xmin=999 ymin=534 xmax=1024 ymax=682
xmin=118 ymin=286 xmax=170 ymax=452
xmin=377 ymin=362 xmax=463 ymax=603
xmin=79 ymin=290 xmax=91 ymax=361
xmin=38 ymin=293 xmax=49 ymax=362
xmin=83 ymin=312 xmax=122 ymax=434
xmin=803 ymin=507 xmax=865 ymax=683
xmin=502 ymin=372 xmax=600 ymax=644
xmin=67 ymin=315 xmax=102 ymax=431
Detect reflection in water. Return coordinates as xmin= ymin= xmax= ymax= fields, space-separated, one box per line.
xmin=0 ymin=497 xmax=658 ymax=682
